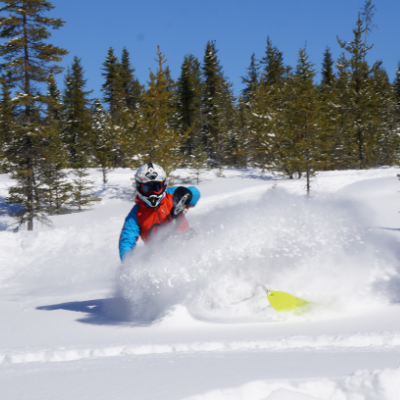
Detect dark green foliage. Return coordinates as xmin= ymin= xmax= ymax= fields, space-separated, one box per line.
xmin=241 ymin=52 xmax=259 ymax=104
xmin=120 ymin=47 xmax=142 ymax=112
xmin=337 ymin=14 xmax=377 ymax=169
xmin=394 ymin=62 xmax=400 ymax=118
xmin=91 ymin=99 xmax=114 ymax=184
xmin=177 ymin=54 xmax=203 ymax=161
xmin=62 ymin=56 xmax=92 ymax=168
xmin=101 ymin=47 xmax=123 ymax=119
xmin=135 ymin=46 xmax=186 ymax=175
xmin=0 ymin=74 xmax=16 ymax=172
xmin=321 ymin=47 xmax=335 ymax=86
xmin=0 ymin=0 xmax=68 ymax=230
xmin=100 ymin=47 xmax=141 ymax=168
xmin=261 ymin=37 xmax=285 ymax=86
xmin=290 ymin=48 xmax=324 ymax=194
xmin=40 ymin=166 xmax=73 ymax=215
xmin=70 ymin=168 xmax=100 ymax=212
xmin=202 ymin=40 xmax=234 ymax=167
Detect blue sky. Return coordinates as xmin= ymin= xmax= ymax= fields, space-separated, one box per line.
xmin=43 ymin=0 xmax=400 ymax=98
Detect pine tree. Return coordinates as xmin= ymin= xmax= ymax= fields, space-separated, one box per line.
xmin=288 ymin=48 xmax=324 ymax=194
xmin=321 ymin=46 xmax=335 ymax=86
xmin=242 ymin=38 xmax=287 ymax=172
xmin=135 ymin=46 xmax=185 ymax=175
xmin=328 ymin=53 xmax=354 ymax=169
xmin=202 ymin=40 xmax=234 ymax=167
xmin=120 ymin=47 xmax=142 ymax=112
xmin=101 ymin=47 xmax=139 ymax=168
xmin=62 ymin=56 xmax=92 ymax=168
xmin=40 ymin=77 xmax=73 ymax=215
xmin=261 ymin=37 xmax=285 ymax=86
xmin=70 ymin=169 xmax=100 ymax=212
xmin=47 ymin=74 xmax=63 ymax=121
xmin=0 ymin=0 xmax=68 ymax=230
xmin=337 ymin=14 xmax=377 ymax=169
xmin=101 ymin=47 xmax=123 ymax=120
xmin=91 ymin=99 xmax=114 ymax=184
xmin=360 ymin=0 xmax=377 ymax=51
xmin=394 ymin=62 xmax=400 ymax=121
xmin=369 ymin=62 xmax=398 ymax=166
xmin=242 ymin=78 xmax=275 ymax=170
xmin=0 ymin=74 xmax=16 ymax=172
xmin=318 ymin=47 xmax=338 ymax=170
xmin=39 ymin=165 xmax=72 ymax=215
xmin=241 ymin=53 xmax=259 ymax=104
xmin=177 ymin=54 xmax=203 ymax=162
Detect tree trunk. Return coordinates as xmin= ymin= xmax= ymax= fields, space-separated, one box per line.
xmin=23 ymin=6 xmax=34 ymax=230
xmin=358 ymin=126 xmax=364 ymax=169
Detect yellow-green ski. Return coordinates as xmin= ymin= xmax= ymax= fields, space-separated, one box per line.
xmin=262 ymin=284 xmax=308 ymax=312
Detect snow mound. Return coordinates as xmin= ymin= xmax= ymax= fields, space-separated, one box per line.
xmin=183 ymin=365 xmax=400 ymax=400
xmin=2 ymin=330 xmax=400 ymax=365
xmin=115 ymin=188 xmax=400 ymax=323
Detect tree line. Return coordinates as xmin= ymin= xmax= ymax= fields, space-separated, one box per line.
xmin=0 ymin=0 xmax=399 ymax=230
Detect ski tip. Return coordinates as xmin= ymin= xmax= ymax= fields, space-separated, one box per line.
xmin=261 ymin=283 xmax=270 ymax=295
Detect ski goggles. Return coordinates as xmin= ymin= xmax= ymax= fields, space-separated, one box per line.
xmin=140 ymin=182 xmax=164 ymax=194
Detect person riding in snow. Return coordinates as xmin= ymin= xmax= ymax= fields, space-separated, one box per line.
xmin=119 ymin=163 xmax=201 ymax=261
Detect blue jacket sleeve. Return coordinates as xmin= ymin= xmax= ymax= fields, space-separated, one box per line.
xmin=166 ymin=186 xmax=200 ymax=207
xmin=119 ymin=205 xmax=140 ymax=261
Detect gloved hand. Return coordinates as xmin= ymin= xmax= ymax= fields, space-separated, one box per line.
xmin=171 ymin=186 xmax=193 ymax=219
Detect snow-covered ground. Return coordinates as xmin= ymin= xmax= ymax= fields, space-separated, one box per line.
xmin=1 ymin=166 xmax=400 ymax=400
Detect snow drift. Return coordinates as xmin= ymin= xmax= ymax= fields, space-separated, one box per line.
xmin=184 ymin=365 xmax=400 ymax=400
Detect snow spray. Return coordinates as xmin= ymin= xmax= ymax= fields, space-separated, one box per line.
xmin=116 ymin=188 xmax=400 ymax=323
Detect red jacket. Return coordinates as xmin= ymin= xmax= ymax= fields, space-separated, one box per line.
xmin=119 ymin=186 xmax=200 ymax=260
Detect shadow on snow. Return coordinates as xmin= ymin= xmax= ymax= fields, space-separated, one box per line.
xmin=36 ymin=297 xmax=144 ymax=326
xmin=36 ymin=298 xmax=153 ymax=326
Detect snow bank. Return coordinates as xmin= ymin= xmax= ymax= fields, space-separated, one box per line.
xmin=183 ymin=365 xmax=400 ymax=400
xmin=116 ymin=187 xmax=400 ymax=323
xmin=2 ymin=330 xmax=400 ymax=365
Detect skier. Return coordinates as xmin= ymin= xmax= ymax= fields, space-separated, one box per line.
xmin=119 ymin=163 xmax=201 ymax=261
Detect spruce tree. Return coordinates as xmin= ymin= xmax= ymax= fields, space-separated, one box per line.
xmin=40 ymin=77 xmax=73 ymax=215
xmin=243 ymin=38 xmax=287 ymax=172
xmin=241 ymin=53 xmax=259 ymax=104
xmin=0 ymin=74 xmax=16 ymax=172
xmin=202 ymin=40 xmax=234 ymax=167
xmin=177 ymin=54 xmax=203 ymax=162
xmin=135 ymin=46 xmax=185 ymax=175
xmin=62 ymin=56 xmax=92 ymax=168
xmin=261 ymin=37 xmax=285 ymax=86
xmin=286 ymin=48 xmax=325 ymax=194
xmin=370 ymin=62 xmax=398 ymax=166
xmin=337 ymin=14 xmax=377 ymax=169
xmin=360 ymin=0 xmax=376 ymax=51
xmin=91 ymin=99 xmax=114 ymax=184
xmin=40 ymin=165 xmax=72 ymax=215
xmin=101 ymin=47 xmax=138 ymax=168
xmin=47 ymin=74 xmax=63 ymax=121
xmin=120 ymin=47 xmax=142 ymax=112
xmin=0 ymin=0 xmax=68 ymax=230
xmin=394 ymin=62 xmax=400 ymax=121
xmin=318 ymin=47 xmax=338 ymax=170
xmin=101 ymin=47 xmax=123 ymax=119
xmin=321 ymin=46 xmax=335 ymax=86
xmin=242 ymin=77 xmax=275 ymax=170
xmin=70 ymin=169 xmax=100 ymax=212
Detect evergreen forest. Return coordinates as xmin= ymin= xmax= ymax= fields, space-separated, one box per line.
xmin=0 ymin=0 xmax=399 ymax=229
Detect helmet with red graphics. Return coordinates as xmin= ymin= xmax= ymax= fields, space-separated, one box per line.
xmin=135 ymin=163 xmax=168 ymax=207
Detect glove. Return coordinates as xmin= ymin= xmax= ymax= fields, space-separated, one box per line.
xmin=171 ymin=187 xmax=193 ymax=219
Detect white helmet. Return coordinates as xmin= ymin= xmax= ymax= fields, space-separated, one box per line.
xmin=135 ymin=162 xmax=168 ymax=207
